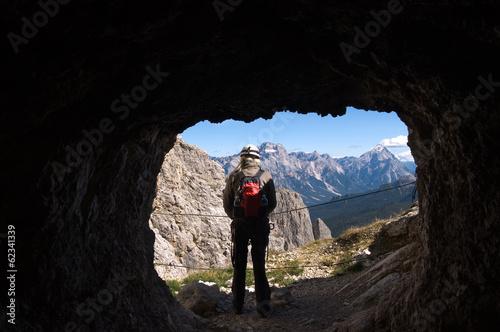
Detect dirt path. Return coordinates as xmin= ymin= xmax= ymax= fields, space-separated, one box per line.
xmin=197 ymin=206 xmax=420 ymax=331
xmin=205 ymin=270 xmax=364 ymax=332
xmin=203 ymin=248 xmax=415 ymax=331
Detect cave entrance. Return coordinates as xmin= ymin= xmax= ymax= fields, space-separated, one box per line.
xmin=148 ymin=107 xmax=417 ymax=285
xmin=8 ymin=0 xmax=498 ymax=329
xmin=182 ymin=107 xmax=417 ymax=233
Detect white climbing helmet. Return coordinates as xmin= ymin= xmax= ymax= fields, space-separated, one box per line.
xmin=240 ymin=144 xmax=260 ymax=157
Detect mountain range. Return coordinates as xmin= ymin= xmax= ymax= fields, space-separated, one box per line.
xmin=309 ymin=174 xmax=417 ymax=237
xmin=211 ymin=142 xmax=416 ymax=206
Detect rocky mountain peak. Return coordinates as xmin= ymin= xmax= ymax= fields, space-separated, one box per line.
xmin=258 ymin=142 xmax=288 ymax=158
xmin=361 ymin=144 xmax=395 ymax=160
xmin=259 ymin=141 xmax=285 ymax=151
xmin=370 ymin=143 xmax=386 ymax=152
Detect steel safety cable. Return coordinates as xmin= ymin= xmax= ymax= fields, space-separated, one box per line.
xmin=151 ymin=181 xmax=417 ymax=218
xmin=154 ymin=250 xmax=395 ymax=270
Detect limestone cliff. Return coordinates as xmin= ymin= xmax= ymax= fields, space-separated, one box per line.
xmin=269 ymin=187 xmax=316 ymax=251
xmin=149 ymin=136 xmax=231 ymax=280
xmin=149 ymin=136 xmax=316 ymax=280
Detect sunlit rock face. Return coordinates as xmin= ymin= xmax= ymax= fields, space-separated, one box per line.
xmin=149 ymin=136 xmax=232 ymax=281
xmin=149 ymin=136 xmax=315 ymax=281
xmin=3 ymin=0 xmax=499 ymax=330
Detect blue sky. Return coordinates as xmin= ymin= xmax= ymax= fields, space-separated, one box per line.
xmin=180 ymin=107 xmax=413 ymax=160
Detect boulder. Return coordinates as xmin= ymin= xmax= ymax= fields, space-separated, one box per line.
xmin=271 ymin=286 xmax=293 ymax=308
xmin=176 ymin=280 xmax=220 ymax=317
xmin=312 ymin=218 xmax=332 ymax=240
xmin=352 ymin=249 xmax=372 ymax=268
xmin=369 ymin=205 xmax=421 ymax=257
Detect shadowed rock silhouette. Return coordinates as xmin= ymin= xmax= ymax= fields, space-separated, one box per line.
xmin=2 ymin=1 xmax=499 ymax=330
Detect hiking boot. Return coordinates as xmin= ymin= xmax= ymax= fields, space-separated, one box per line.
xmin=257 ymin=302 xmax=276 ymax=318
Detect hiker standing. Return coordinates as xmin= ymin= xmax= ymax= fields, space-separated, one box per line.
xmin=223 ymin=144 xmax=277 ymax=317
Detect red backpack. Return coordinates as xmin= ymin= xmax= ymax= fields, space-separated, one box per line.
xmin=234 ymin=170 xmax=267 ymax=218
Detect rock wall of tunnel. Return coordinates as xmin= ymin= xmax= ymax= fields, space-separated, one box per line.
xmin=2 ymin=0 xmax=499 ymax=330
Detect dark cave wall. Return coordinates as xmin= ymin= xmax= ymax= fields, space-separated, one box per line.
xmin=2 ymin=0 xmax=500 ymax=331
xmin=34 ymin=128 xmax=204 ymax=331
xmin=396 ymin=98 xmax=500 ymax=331
xmin=30 ymin=125 xmax=205 ymax=331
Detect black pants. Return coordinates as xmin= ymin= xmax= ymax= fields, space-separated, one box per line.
xmin=231 ymin=218 xmax=271 ymax=311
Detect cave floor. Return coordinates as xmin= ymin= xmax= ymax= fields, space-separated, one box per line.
xmin=190 ymin=208 xmax=419 ymax=331
xmin=205 ymin=270 xmax=365 ymax=332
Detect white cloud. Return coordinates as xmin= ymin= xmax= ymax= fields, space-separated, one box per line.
xmin=379 ymin=135 xmax=408 ymax=147
xmin=396 ymin=150 xmax=414 ymax=162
